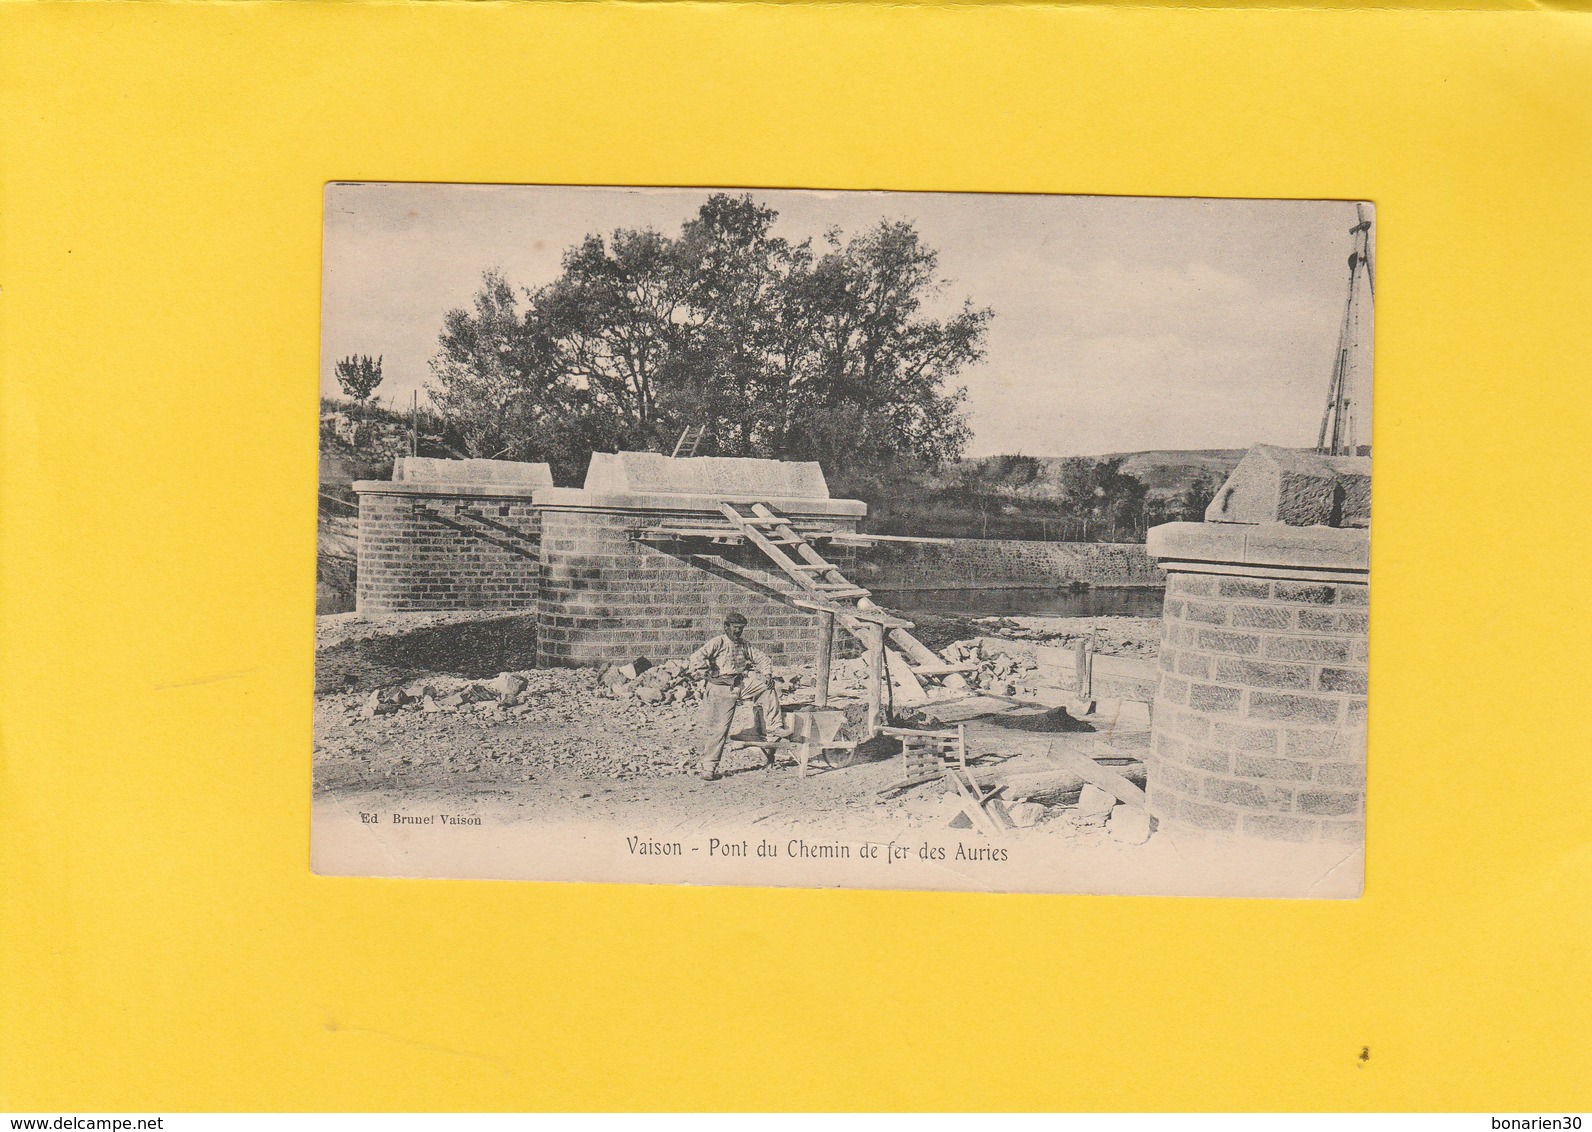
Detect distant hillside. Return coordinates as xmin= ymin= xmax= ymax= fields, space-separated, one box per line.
xmin=1102 ymin=449 xmax=1247 ymax=497
xmin=959 ymin=449 xmax=1246 ymax=500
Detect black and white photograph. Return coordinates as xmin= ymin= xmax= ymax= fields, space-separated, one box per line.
xmin=313 ymin=184 xmax=1372 ymax=897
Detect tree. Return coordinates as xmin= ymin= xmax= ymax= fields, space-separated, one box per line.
xmin=1174 ymin=473 xmax=1218 ymax=522
xmin=335 ymin=354 xmax=384 ymax=409
xmin=426 ymin=194 xmax=991 ymax=475
xmin=1053 ymin=456 xmax=1150 ymax=540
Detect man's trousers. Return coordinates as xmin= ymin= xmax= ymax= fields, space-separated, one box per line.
xmin=697 ymin=674 xmax=785 ymax=774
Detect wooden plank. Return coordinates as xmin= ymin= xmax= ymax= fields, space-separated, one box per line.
xmin=886 ymin=627 xmax=943 ymax=668
xmin=789 ymin=598 xmax=912 ymax=629
xmin=948 ymin=768 xmax=1006 ymax=838
xmin=827 ymin=533 xmax=957 ymax=546
xmin=885 ymin=648 xmax=930 ymax=707
xmin=865 ymin=623 xmax=886 ymax=736
xmin=1047 ymin=747 xmax=1148 ymax=807
xmin=636 ymin=526 xmax=745 ymax=541
xmin=908 ymin=661 xmax=979 ymax=676
xmin=815 ymin=611 xmax=834 ymax=709
xmin=718 ymin=502 xmax=819 ymax=591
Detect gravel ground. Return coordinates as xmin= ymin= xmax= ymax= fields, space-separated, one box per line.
xmin=312 ymin=611 xmax=1160 ymax=837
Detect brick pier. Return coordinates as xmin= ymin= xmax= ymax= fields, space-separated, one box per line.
xmin=1145 ymin=446 xmax=1370 ymax=843
xmin=354 ymin=452 xmax=866 ymax=669
xmin=354 ymin=457 xmax=548 ymax=612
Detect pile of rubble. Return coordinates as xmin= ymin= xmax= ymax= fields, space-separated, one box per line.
xmin=349 ymin=658 xmax=825 ymax=724
xmin=594 ymin=657 xmax=814 ymax=705
xmin=937 ymin=638 xmax=1048 ymax=698
xmin=935 ymin=780 xmax=1155 ymax=845
xmin=808 ymin=638 xmax=1064 ymax=703
xmin=355 ymin=669 xmax=591 ymax=722
xmin=974 ymin=615 xmax=1160 ymax=661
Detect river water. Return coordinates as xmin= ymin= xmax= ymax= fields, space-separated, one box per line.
xmin=871 ymin=586 xmax=1165 ymax=620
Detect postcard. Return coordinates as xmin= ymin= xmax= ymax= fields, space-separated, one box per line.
xmin=313 ymin=184 xmax=1371 ymax=897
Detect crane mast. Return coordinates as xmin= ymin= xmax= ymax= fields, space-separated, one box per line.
xmin=1317 ymin=203 xmax=1374 ymax=456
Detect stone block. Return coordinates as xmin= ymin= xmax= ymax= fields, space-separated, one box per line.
xmin=1171 ymin=712 xmax=1211 ymax=743
xmin=1264 ymin=635 xmax=1353 ymax=664
xmin=1233 ymin=753 xmax=1315 ymax=782
xmin=1296 ymin=789 xmax=1361 ymax=817
xmin=1188 ymin=683 xmax=1242 ymax=714
xmin=1211 ymin=721 xmax=1280 ymax=753
xmin=1319 ymin=667 xmax=1368 ymax=695
xmin=1232 ymin=604 xmax=1294 ymax=630
xmin=1205 ymin=776 xmax=1294 ymax=811
xmin=1184 ymin=746 xmax=1231 ymax=773
xmin=1213 ymin=657 xmax=1313 ymax=691
xmin=1248 ymin=691 xmax=1342 ymax=725
xmin=1179 ymin=800 xmax=1239 ymax=832
xmin=1218 ymin=577 xmax=1272 ymax=600
xmin=1203 ymin=445 xmax=1370 ymax=528
xmin=1077 ymin=784 xmax=1118 ymax=818
xmin=1197 ymin=629 xmax=1262 ymax=657
xmin=584 ymin=450 xmax=830 ymax=499
xmin=1168 ymin=574 xmax=1216 ymax=597
xmin=1274 ymin=581 xmax=1337 ymax=605
xmin=1283 ymin=727 xmax=1347 ymax=758
xmin=1315 ymin=761 xmax=1366 ymax=787
xmin=1116 ymin=700 xmax=1151 ymax=729
xmin=1174 ymin=651 xmax=1213 ymax=680
xmin=1184 ymin=601 xmax=1230 ymax=625
xmin=1155 ymin=762 xmax=1204 ymax=797
xmin=1108 ymin=805 xmax=1154 ymax=844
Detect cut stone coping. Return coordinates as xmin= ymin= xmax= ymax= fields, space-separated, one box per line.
xmin=394 ymin=456 xmax=553 ymax=488
xmin=1206 ymin=444 xmax=1371 ymax=528
xmin=585 ymin=451 xmax=830 ymax=500
xmin=353 ymin=480 xmax=545 ymax=499
xmin=1148 ymin=521 xmax=1369 ymax=583
xmin=531 ymin=486 xmax=867 ymax=519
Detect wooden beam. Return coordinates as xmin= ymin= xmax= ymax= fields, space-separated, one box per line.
xmin=815 ymin=611 xmax=834 ymax=710
xmin=789 ymin=597 xmax=913 ymax=629
xmin=635 ymin=526 xmax=745 ymax=542
xmin=906 ymin=662 xmax=979 ymax=677
xmin=865 ymin=623 xmax=886 ymax=736
xmin=827 ymin=533 xmax=958 ymax=546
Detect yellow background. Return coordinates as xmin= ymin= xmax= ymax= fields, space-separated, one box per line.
xmin=2 ymin=0 xmax=1589 ymax=1112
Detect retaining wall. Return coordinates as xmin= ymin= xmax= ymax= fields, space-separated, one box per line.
xmin=850 ymin=539 xmax=1158 ymax=591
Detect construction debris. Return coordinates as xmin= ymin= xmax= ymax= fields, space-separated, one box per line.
xmin=1077 ymin=783 xmax=1118 ymax=819
xmin=1108 ymin=804 xmax=1155 ymax=844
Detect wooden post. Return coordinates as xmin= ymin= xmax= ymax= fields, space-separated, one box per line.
xmin=815 ymin=611 xmax=834 ymax=709
xmin=866 ymin=622 xmax=886 ymax=736
xmin=1087 ymin=628 xmax=1097 ymax=699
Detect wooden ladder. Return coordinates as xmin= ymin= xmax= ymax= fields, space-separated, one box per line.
xmin=671 ymin=425 xmax=707 ymax=459
xmin=715 ymin=502 xmax=976 ymax=723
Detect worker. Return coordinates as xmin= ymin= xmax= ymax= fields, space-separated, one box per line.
xmin=687 ymin=611 xmax=792 ymax=781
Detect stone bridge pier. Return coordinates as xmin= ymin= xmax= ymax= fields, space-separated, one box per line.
xmin=1145 ymin=446 xmax=1370 ymax=844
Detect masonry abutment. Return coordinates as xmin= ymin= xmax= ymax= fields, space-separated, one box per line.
xmin=1145 ymin=446 xmax=1370 ymax=844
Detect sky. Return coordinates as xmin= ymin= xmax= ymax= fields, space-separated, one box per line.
xmin=321 ymin=184 xmax=1373 ymax=459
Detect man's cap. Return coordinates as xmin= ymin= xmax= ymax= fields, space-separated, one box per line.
xmin=723 ymin=612 xmax=748 ymax=627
